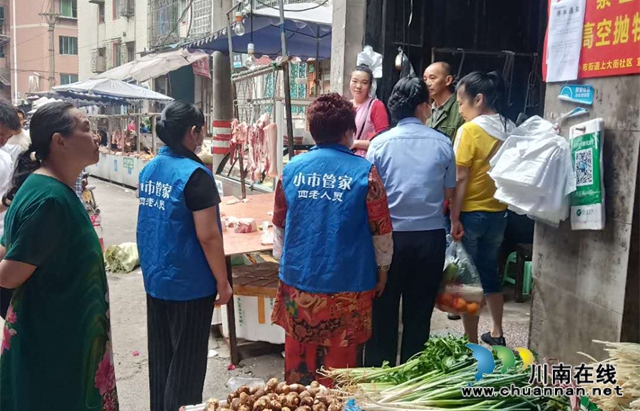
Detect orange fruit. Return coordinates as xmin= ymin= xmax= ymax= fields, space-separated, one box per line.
xmin=466 ymin=302 xmax=480 ymax=315
xmin=454 ymin=297 xmax=467 ymax=313
xmin=441 ymin=293 xmax=454 ymax=307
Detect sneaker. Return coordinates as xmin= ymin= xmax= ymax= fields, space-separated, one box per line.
xmin=481 ymin=332 xmax=506 ymax=346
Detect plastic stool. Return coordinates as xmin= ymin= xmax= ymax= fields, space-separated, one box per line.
xmin=502 ymin=252 xmax=533 ymax=296
xmin=522 ymin=261 xmax=532 ymax=296
xmin=502 ymin=252 xmax=517 ymax=285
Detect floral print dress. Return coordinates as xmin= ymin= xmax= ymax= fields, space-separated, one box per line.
xmin=0 ymin=174 xmax=118 ymax=411
xmin=271 ymin=166 xmax=393 ymax=385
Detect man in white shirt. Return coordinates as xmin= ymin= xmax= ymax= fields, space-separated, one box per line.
xmin=0 ymin=100 xmax=22 ymax=318
xmin=2 ymin=108 xmax=31 ymax=164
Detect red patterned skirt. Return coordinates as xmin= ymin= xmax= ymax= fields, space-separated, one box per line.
xmin=271 ymin=281 xmax=374 ymax=386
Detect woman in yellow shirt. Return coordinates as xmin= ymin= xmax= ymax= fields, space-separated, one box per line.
xmin=450 ymin=71 xmax=515 ymax=347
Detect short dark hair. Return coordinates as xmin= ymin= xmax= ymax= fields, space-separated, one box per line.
xmin=436 ymin=61 xmax=452 ymax=77
xmin=387 ymin=77 xmax=430 ymax=120
xmin=0 ymin=100 xmax=21 ymax=131
xmin=307 ymin=93 xmax=356 ymax=145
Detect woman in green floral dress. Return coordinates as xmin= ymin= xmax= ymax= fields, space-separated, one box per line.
xmin=0 ymin=102 xmax=118 ymax=410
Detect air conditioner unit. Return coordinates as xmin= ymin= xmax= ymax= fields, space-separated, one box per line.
xmin=96 ymin=56 xmax=106 ymax=73
xmin=91 ymin=49 xmax=107 ymax=73
xmin=120 ymin=0 xmax=135 ymax=17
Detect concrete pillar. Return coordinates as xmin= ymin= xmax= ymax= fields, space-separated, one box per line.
xmin=530 ymin=76 xmax=640 ymax=363
xmin=330 ymin=0 xmax=366 ymax=96
xmin=211 ymin=51 xmax=234 ymax=170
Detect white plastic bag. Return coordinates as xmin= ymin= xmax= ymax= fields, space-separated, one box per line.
xmin=436 ymin=237 xmax=484 ymax=316
xmin=489 ymin=116 xmax=576 ymax=226
xmin=356 ymin=46 xmax=383 ymax=97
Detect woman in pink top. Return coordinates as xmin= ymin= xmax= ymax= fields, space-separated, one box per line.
xmin=349 ymin=65 xmax=390 ymax=157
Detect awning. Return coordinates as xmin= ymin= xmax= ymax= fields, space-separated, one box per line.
xmin=52 ymin=78 xmax=174 ymax=103
xmin=97 ymin=49 xmax=209 ymax=82
xmin=185 ymin=4 xmax=332 ymax=60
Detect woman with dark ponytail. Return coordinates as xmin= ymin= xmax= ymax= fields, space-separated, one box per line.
xmin=136 ymin=101 xmax=231 ymax=411
xmin=0 ymin=102 xmax=119 ymax=410
xmin=450 ymin=71 xmax=515 ymax=347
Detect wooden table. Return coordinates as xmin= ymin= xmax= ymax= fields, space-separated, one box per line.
xmin=219 ymin=193 xmax=277 ymax=365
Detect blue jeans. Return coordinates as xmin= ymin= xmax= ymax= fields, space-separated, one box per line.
xmin=459 ymin=211 xmax=507 ymax=295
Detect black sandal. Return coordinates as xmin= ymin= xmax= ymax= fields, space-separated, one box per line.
xmin=481 ymin=332 xmax=506 ymax=346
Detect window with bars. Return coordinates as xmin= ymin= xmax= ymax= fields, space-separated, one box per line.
xmin=60 ymin=73 xmax=79 ymax=85
xmin=190 ymin=0 xmax=211 ymax=37
xmin=60 ymin=0 xmax=78 ymax=18
xmin=59 ymin=36 xmax=78 ymax=55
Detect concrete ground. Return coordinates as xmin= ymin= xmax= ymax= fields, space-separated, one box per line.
xmin=63 ymin=179 xmax=532 ymax=409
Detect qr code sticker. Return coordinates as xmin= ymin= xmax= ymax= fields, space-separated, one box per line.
xmin=575 ymin=148 xmax=593 ymax=187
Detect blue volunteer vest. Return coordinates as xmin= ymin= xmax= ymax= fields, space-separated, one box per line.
xmin=137 ymin=146 xmax=218 ymax=301
xmin=280 ymin=144 xmax=377 ymax=293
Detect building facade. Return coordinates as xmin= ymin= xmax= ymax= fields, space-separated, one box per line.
xmin=78 ymin=0 xmax=148 ymax=81
xmin=4 ymin=0 xmax=78 ymax=104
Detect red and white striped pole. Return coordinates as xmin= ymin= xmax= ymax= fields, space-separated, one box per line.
xmin=211 ymin=51 xmax=234 ymax=172
xmin=212 ymin=120 xmax=231 ymax=167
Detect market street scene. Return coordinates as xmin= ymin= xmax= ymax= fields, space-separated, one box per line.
xmin=0 ymin=0 xmax=638 ymax=411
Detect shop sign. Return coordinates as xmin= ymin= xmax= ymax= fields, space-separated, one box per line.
xmin=579 ymin=0 xmax=640 ymax=78
xmin=545 ymin=0 xmax=640 ymax=79
xmin=233 ymin=54 xmax=243 ymax=69
xmin=559 ymin=84 xmax=595 ymax=104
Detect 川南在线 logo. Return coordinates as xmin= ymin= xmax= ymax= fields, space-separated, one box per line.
xmin=466 ymin=344 xmax=535 ymax=383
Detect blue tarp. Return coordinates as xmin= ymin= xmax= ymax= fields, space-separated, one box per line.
xmin=185 ymin=14 xmax=331 ymax=60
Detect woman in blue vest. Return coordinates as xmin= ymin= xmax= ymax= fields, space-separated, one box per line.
xmin=136 ymin=101 xmax=232 ymax=411
xmin=270 ymin=93 xmax=393 ymax=385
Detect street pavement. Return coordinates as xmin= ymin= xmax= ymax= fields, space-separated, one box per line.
xmin=0 ymin=178 xmax=531 ymax=409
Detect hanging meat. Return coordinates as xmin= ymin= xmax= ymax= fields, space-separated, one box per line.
xmin=247 ymin=113 xmax=271 ymax=182
xmin=230 ymin=119 xmax=248 ymax=166
xmin=266 ymin=123 xmax=278 ymax=177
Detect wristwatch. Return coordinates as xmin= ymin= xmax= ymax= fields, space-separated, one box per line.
xmin=377 ymin=264 xmax=391 ymax=271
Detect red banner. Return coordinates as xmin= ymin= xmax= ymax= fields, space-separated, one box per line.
xmin=192 ymin=57 xmax=211 ymax=79
xmin=544 ymin=0 xmax=640 ymax=80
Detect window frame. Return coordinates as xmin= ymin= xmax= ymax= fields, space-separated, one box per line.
xmin=113 ymin=42 xmax=122 ymax=67
xmin=113 ymin=0 xmax=120 ymax=20
xmin=126 ymin=41 xmax=135 ymax=63
xmin=59 ymin=0 xmax=78 ymax=19
xmin=60 ymin=73 xmax=79 ymax=85
xmin=98 ymin=3 xmax=105 ymax=23
xmin=59 ymin=36 xmax=78 ymax=55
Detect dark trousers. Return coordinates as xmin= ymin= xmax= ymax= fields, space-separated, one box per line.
xmin=365 ymin=230 xmax=446 ymax=366
xmin=147 ymin=293 xmax=215 ymax=411
xmin=0 ymin=287 xmax=12 ymax=318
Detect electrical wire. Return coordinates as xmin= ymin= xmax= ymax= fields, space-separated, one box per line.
xmin=254 ymin=0 xmax=330 ymax=12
